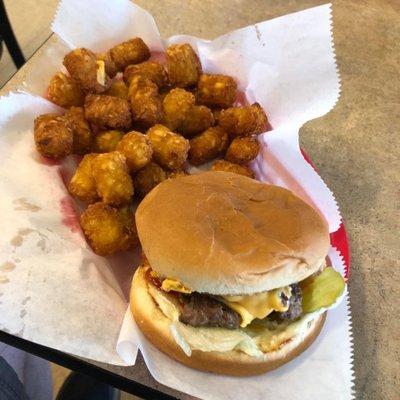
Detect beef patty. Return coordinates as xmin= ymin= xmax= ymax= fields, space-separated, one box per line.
xmin=179 ymin=293 xmax=241 ymax=329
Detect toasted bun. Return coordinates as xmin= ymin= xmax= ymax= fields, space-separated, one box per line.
xmin=130 ymin=266 xmax=326 ymax=376
xmin=136 ymin=171 xmax=329 ymax=295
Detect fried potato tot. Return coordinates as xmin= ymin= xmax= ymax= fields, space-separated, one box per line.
xmin=129 ymin=76 xmax=163 ymax=127
xmin=116 ymin=131 xmax=153 ymax=172
xmin=211 ymin=160 xmax=254 ymax=178
xmin=162 ymin=88 xmax=195 ymax=130
xmin=218 ymin=103 xmax=268 ymax=138
xmin=117 ymin=204 xmax=138 ymax=244
xmin=188 ymin=126 xmax=228 ymax=165
xmin=63 ymin=48 xmax=109 ymax=93
xmin=212 ymin=108 xmax=223 ymax=122
xmin=68 ymin=154 xmax=99 ymax=203
xmin=124 ymin=61 xmax=167 ymax=88
xmin=110 ymin=38 xmax=150 ymax=71
xmin=84 ymin=94 xmax=132 ymax=130
xmin=47 ymin=72 xmax=84 ymax=108
xmin=146 ymin=124 xmax=189 ymax=171
xmin=166 ymin=43 xmax=202 ymax=87
xmin=104 ymin=80 xmax=129 ymax=100
xmin=92 ymin=152 xmax=133 ymax=205
xmin=65 ymin=106 xmax=93 ymax=154
xmin=197 ymin=74 xmax=237 ymax=108
xmin=134 ymin=162 xmax=167 ymax=197
xmin=80 ymin=202 xmax=132 ymax=255
xmin=34 ymin=114 xmax=72 ymax=159
xmin=178 ymin=105 xmax=214 ymax=137
xmin=92 ymin=130 xmax=123 ymax=153
xmin=97 ymin=52 xmax=117 ymax=78
xmin=225 ymin=136 xmax=260 ymax=164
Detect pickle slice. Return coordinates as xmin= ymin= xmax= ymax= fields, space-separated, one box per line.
xmin=300 ymin=267 xmax=345 ymax=313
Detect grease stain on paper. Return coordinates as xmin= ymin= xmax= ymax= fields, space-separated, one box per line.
xmin=22 ymin=296 xmax=31 ymax=305
xmin=10 ymin=228 xmax=49 ymax=253
xmin=13 ymin=198 xmax=41 ymax=212
xmin=254 ymin=24 xmax=266 ymax=47
xmin=37 ymin=238 xmax=47 ymax=251
xmin=0 ymin=276 xmax=10 ymax=284
xmin=10 ymin=228 xmax=35 ymax=247
xmin=0 ymin=262 xmax=15 ymax=272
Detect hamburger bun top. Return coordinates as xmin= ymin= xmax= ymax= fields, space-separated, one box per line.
xmin=136 ymin=171 xmax=329 ymax=295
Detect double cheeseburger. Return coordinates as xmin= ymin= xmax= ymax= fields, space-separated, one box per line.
xmin=131 ymin=171 xmax=345 ymax=376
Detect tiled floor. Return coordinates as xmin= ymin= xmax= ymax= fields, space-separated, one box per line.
xmin=1 ymin=2 xmax=140 ymax=398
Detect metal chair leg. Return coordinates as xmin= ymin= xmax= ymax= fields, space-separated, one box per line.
xmin=0 ymin=0 xmax=25 ymax=68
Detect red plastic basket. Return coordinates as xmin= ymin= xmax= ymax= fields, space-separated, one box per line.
xmin=301 ymin=150 xmax=350 ymax=279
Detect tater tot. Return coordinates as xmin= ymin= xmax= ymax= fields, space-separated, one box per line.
xmin=211 ymin=160 xmax=254 ymax=178
xmin=92 ymin=152 xmax=133 ymax=205
xmin=166 ymin=43 xmax=202 ymax=87
xmin=80 ymin=202 xmax=131 ymax=256
xmin=65 ymin=106 xmax=93 ymax=154
xmin=218 ymin=103 xmax=268 ymax=138
xmin=212 ymin=108 xmax=223 ymax=122
xmin=92 ymin=130 xmax=123 ymax=153
xmin=84 ymin=94 xmax=132 ymax=130
xmin=97 ymin=52 xmax=117 ymax=78
xmin=104 ymin=81 xmax=129 ymax=99
xmin=110 ymin=38 xmax=150 ymax=71
xmin=188 ymin=126 xmax=228 ymax=165
xmin=124 ymin=61 xmax=167 ymax=88
xmin=134 ymin=162 xmax=167 ymax=197
xmin=197 ymin=74 xmax=237 ymax=108
xmin=63 ymin=48 xmax=109 ymax=93
xmin=116 ymin=131 xmax=153 ymax=172
xmin=34 ymin=114 xmax=73 ymax=159
xmin=225 ymin=136 xmax=260 ymax=164
xmin=117 ymin=205 xmax=138 ymax=250
xmin=47 ymin=72 xmax=84 ymax=108
xmin=146 ymin=124 xmax=189 ymax=171
xmin=162 ymin=88 xmax=195 ymax=130
xmin=68 ymin=154 xmax=99 ymax=203
xmin=129 ymin=76 xmax=163 ymax=127
xmin=179 ymin=105 xmax=214 ymax=137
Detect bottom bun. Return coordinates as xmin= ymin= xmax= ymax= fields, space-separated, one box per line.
xmin=130 ymin=266 xmax=326 ymax=376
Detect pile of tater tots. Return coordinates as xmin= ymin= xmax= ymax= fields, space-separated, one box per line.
xmin=34 ymin=38 xmax=269 ymax=256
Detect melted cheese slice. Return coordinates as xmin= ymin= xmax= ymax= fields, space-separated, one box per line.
xmin=146 ymin=269 xmax=346 ymax=357
xmin=146 ymin=281 xmax=327 ymax=357
xmin=149 ymin=269 xmax=192 ymax=294
xmin=151 ymin=267 xmax=291 ymax=328
xmin=220 ymin=287 xmax=292 ymax=327
xmin=161 ymin=278 xmax=192 ymax=294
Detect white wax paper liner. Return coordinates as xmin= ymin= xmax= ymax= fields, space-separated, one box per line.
xmin=0 ymin=1 xmax=352 ymax=395
xmin=117 ymin=246 xmax=355 ymax=400
xmin=0 ymin=93 xmax=128 ymax=364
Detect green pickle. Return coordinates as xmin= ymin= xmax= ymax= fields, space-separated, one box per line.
xmin=300 ymin=267 xmax=345 ymax=313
